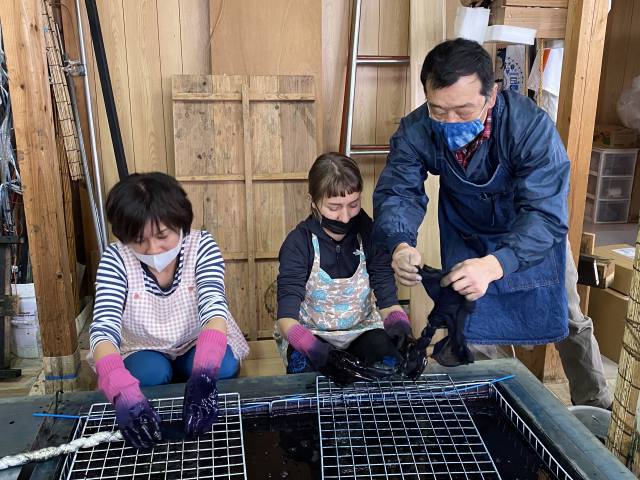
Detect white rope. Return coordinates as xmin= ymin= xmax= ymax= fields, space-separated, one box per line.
xmin=0 ymin=430 xmax=123 ymax=470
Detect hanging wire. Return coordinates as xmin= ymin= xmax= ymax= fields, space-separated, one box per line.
xmin=0 ymin=22 xmax=26 ymax=284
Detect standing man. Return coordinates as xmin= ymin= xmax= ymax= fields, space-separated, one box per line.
xmin=373 ymin=38 xmax=611 ymax=408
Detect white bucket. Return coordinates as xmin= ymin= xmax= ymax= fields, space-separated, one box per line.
xmin=11 ymin=283 xmax=37 ymax=315
xmin=11 ymin=314 xmax=42 ymax=358
xmin=568 ymin=405 xmax=611 ymax=443
xmin=10 ymin=283 xmax=41 ymax=358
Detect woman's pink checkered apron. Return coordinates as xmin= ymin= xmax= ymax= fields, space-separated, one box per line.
xmin=115 ymin=230 xmax=248 ymax=361
xmin=275 ymin=233 xmax=382 ymax=360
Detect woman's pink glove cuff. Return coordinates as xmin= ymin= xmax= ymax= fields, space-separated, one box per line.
xmin=287 ymin=324 xmax=318 ymax=356
xmin=95 ymin=353 xmax=144 ymax=405
xmin=192 ymin=329 xmax=228 ymax=375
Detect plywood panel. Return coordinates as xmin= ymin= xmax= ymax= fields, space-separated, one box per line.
xmin=203 ymin=182 xmax=248 ymax=254
xmin=322 ymin=0 xmax=352 ymax=152
xmin=71 ymin=1 xmax=212 ymax=202
xmin=174 ymin=74 xmax=318 ymax=338
xmin=209 ymin=0 xmax=321 ymax=77
xmin=409 ymin=0 xmax=446 ymax=334
xmin=209 ymin=0 xmax=322 ymax=152
xmin=250 ymin=76 xmax=282 ymax=175
xmin=183 ymin=184 xmax=206 ymax=231
xmin=257 ymin=260 xmax=280 ymax=335
xmin=180 ymin=0 xmax=211 ymax=74
xmin=225 ymin=262 xmax=249 ymax=333
xmin=279 ymin=76 xmax=318 ymax=172
xmin=93 ymin=0 xmax=135 ymax=192
xmin=157 ymin=0 xmax=183 ymax=176
xmin=122 ymin=0 xmax=167 ymax=174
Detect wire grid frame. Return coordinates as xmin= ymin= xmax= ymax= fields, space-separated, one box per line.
xmin=486 ymin=384 xmax=574 ymax=480
xmin=316 ymin=374 xmax=501 ymax=479
xmin=42 ymin=0 xmax=84 ymax=180
xmin=61 ymin=394 xmax=246 ymax=480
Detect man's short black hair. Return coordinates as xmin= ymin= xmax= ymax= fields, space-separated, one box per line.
xmin=420 ymin=38 xmax=494 ymax=97
xmin=106 ymin=172 xmax=193 ymax=243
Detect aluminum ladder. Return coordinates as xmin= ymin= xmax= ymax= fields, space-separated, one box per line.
xmin=340 ymin=0 xmax=411 ymax=157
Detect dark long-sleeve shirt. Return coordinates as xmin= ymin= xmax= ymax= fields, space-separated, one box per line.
xmin=276 ymin=210 xmax=398 ymax=320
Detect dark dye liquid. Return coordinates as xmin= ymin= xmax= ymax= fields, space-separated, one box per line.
xmin=242 ymin=400 xmax=557 ymax=479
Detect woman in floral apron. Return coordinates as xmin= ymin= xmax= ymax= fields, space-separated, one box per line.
xmin=89 ymin=173 xmax=248 ymax=448
xmin=275 ymin=153 xmax=414 ymax=385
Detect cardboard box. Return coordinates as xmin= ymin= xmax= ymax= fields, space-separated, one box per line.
xmin=593 ymin=124 xmax=639 ymax=149
xmin=594 ymin=244 xmax=634 ymax=295
xmin=589 ymin=287 xmax=628 ymax=362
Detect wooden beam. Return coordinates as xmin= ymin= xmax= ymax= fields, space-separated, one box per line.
xmin=491 ymin=6 xmax=568 ymax=38
xmin=1 ymin=1 xmax=78 ymax=372
xmin=557 ymin=0 xmax=609 ymax=262
xmin=172 ymin=92 xmax=316 ymax=102
xmin=177 ymin=172 xmax=309 ymax=182
xmin=241 ymin=84 xmax=258 ymax=341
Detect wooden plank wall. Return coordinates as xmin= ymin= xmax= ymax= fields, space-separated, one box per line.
xmin=209 ymin=0 xmax=323 ymax=155
xmin=64 ymin=0 xmax=452 ymax=331
xmin=322 ymin=0 xmax=415 ymax=302
xmin=595 ymin=0 xmax=640 ymax=221
xmin=63 ymin=0 xmax=211 ymax=196
xmin=173 ymin=75 xmax=317 ymax=339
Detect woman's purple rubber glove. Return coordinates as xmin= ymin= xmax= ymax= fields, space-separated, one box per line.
xmin=182 ymin=329 xmax=227 ymax=438
xmin=96 ymin=353 xmax=162 ymax=449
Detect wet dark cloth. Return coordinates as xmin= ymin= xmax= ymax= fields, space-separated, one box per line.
xmin=277 ymin=211 xmax=398 ymax=320
xmin=286 ymin=328 xmax=399 ymax=373
xmin=419 ymin=266 xmax=475 ymax=367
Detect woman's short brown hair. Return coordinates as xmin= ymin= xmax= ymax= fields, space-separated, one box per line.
xmin=308 ymin=153 xmax=363 ymax=216
xmin=106 ymin=172 xmax=193 ymax=243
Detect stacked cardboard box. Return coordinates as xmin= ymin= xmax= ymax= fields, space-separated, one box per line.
xmin=590 ymin=244 xmax=634 ymax=362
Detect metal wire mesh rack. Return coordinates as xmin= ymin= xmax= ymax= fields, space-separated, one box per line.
xmin=316 ymin=375 xmax=501 ymax=479
xmin=60 ymin=394 xmax=246 ymax=480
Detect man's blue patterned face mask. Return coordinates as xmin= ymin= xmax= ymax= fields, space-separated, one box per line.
xmin=438 ymin=116 xmax=485 ymax=152
xmin=428 ymin=100 xmax=488 ymax=152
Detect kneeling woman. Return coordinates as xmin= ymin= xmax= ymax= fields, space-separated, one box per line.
xmin=275 ymin=153 xmax=413 ymax=384
xmin=89 ymin=172 xmax=248 ymax=446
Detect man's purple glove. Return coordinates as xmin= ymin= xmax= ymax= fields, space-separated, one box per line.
xmin=96 ymin=353 xmax=162 ymax=449
xmin=182 ymin=329 xmax=226 ymax=438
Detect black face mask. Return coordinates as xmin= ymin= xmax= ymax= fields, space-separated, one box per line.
xmin=321 ymin=215 xmax=357 ymax=235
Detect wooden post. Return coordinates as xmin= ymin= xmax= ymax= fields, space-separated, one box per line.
xmin=557 ymin=0 xmax=609 ymax=260
xmin=1 ymin=0 xmax=79 ymax=392
xmin=515 ymin=0 xmax=609 ymax=382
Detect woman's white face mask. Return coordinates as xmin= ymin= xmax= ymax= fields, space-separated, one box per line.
xmin=129 ymin=223 xmax=183 ymax=272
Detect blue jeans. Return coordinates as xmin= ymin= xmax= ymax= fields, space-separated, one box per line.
xmin=124 ymin=345 xmax=239 ymax=387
